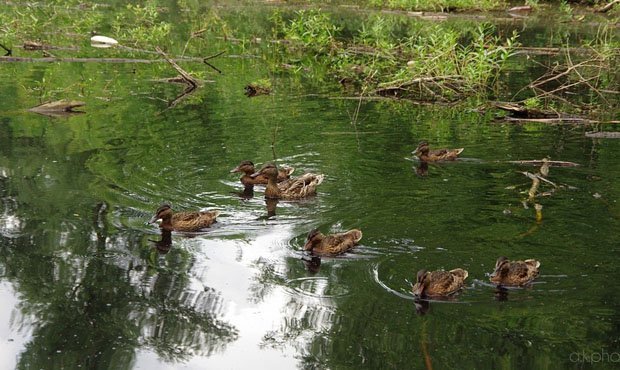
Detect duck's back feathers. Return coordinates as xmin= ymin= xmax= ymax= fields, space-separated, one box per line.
xmin=149 ymin=204 xmax=219 ymax=232
xmin=279 ymin=173 xmax=324 ymax=199
xmin=304 ymin=228 xmax=362 ymax=256
xmin=489 ymin=257 xmax=540 ymax=286
xmin=413 ymin=268 xmax=468 ymax=297
xmin=414 ymin=141 xmax=464 ymax=162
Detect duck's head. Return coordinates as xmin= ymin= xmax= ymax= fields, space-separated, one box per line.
xmin=413 ymin=141 xmax=430 ymax=156
xmin=149 ymin=204 xmax=173 ymax=224
xmin=412 ymin=269 xmax=429 ymax=297
xmin=303 ymin=228 xmax=323 ymax=252
xmin=251 ymin=162 xmax=278 ymax=179
xmin=231 ymin=160 xmax=255 ymax=175
xmin=490 ymin=256 xmax=509 ymax=277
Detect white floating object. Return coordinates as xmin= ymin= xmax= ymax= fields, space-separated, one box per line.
xmin=90 ymin=35 xmax=118 ymax=48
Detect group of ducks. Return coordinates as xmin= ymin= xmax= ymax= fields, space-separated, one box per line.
xmin=147 ymin=142 xmax=540 ymax=299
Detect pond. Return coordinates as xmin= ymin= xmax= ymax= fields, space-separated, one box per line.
xmin=0 ymin=2 xmax=619 ymax=369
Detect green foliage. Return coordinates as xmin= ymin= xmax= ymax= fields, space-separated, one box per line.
xmin=112 ymin=2 xmax=171 ymax=46
xmin=368 ymin=0 xmax=503 ymax=12
xmin=524 ymin=96 xmax=542 ymax=109
xmin=274 ymin=12 xmax=519 ymax=101
xmin=559 ymin=0 xmax=574 ymax=16
xmin=525 ymin=0 xmax=540 ymax=8
xmin=282 ymin=10 xmax=339 ymax=53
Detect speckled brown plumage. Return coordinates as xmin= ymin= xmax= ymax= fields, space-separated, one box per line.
xmin=148 ymin=204 xmax=219 ymax=232
xmin=303 ymin=228 xmax=363 ymax=256
xmin=251 ymin=163 xmax=324 ymax=200
xmin=413 ymin=141 xmax=464 ymax=162
xmin=489 ymin=256 xmax=540 ymax=286
xmin=412 ymin=268 xmax=468 ymax=298
xmin=230 ymin=160 xmax=294 ymax=186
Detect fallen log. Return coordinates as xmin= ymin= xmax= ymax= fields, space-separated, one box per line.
xmin=597 ymin=0 xmax=620 ymax=13
xmin=508 ymin=160 xmax=580 ymax=167
xmin=585 ymin=131 xmax=620 ymax=138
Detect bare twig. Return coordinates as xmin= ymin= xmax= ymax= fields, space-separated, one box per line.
xmin=0 ymin=43 xmax=11 ymax=56
xmin=155 ymin=46 xmax=198 ymax=88
xmin=0 ymin=56 xmax=203 ymax=63
xmin=597 ymin=0 xmax=620 ymax=13
xmin=508 ymin=160 xmax=579 ymax=167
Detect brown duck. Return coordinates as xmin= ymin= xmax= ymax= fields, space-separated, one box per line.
xmin=303 ymin=228 xmax=362 ymax=256
xmin=489 ymin=256 xmax=540 ymax=286
xmin=413 ymin=141 xmax=464 ymax=162
xmin=230 ymin=160 xmax=294 ymax=186
xmin=251 ymin=163 xmax=324 ymax=200
xmin=148 ymin=204 xmax=219 ymax=232
xmin=412 ymin=268 xmax=468 ymax=298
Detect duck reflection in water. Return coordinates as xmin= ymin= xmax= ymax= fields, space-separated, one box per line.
xmin=253 ymin=198 xmax=279 ymax=221
xmin=494 ymin=286 xmax=509 ymax=301
xmin=231 ymin=184 xmax=255 ymax=200
xmin=413 ymin=298 xmax=430 ymax=315
xmin=414 ymin=161 xmax=429 ymax=177
xmin=150 ymin=230 xmax=173 ymax=254
xmin=301 ymin=254 xmax=321 ymax=273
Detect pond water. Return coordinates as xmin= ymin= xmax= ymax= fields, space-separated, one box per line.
xmin=1 ymin=2 xmax=619 ymax=369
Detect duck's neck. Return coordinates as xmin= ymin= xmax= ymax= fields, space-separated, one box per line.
xmin=265 ymin=174 xmax=280 ymax=199
xmin=159 ymin=215 xmax=174 ymax=231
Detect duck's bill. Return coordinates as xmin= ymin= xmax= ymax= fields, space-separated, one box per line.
xmin=230 ymin=166 xmax=241 ymax=173
xmin=148 ymin=216 xmax=162 ymax=224
xmin=412 ymin=283 xmax=424 ymax=297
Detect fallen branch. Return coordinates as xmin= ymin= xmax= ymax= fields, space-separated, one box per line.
xmin=23 ymin=41 xmax=79 ymax=51
xmin=508 ymin=160 xmax=579 ymax=167
xmin=585 ymin=131 xmax=620 ymax=138
xmin=0 ymin=43 xmax=12 ymax=56
xmin=502 ymin=116 xmax=598 ymax=124
xmin=0 ymin=56 xmax=205 ymax=63
xmin=28 ymin=100 xmax=85 ymax=117
xmin=597 ymin=0 xmax=620 ymax=13
xmin=522 ymin=171 xmax=557 ymax=188
xmin=155 ymin=46 xmax=198 ymax=88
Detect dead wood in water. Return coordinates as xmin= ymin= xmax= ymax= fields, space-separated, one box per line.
xmin=585 ymin=131 xmax=620 ymax=138
xmin=597 ymin=0 xmax=620 ymax=13
xmin=0 ymin=43 xmax=12 ymax=56
xmin=0 ymin=56 xmax=204 ymax=63
xmin=29 ymin=100 xmax=85 ymax=117
xmin=502 ymin=116 xmax=598 ymax=124
xmin=508 ymin=160 xmax=579 ymax=167
xmin=0 ymin=50 xmax=225 ymax=68
xmin=375 ymin=75 xmax=468 ymax=101
xmin=155 ymin=46 xmax=198 ymax=88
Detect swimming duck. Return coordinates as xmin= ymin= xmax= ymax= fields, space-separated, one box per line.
xmin=251 ymin=163 xmax=324 ymax=200
xmin=230 ymin=160 xmax=294 ymax=186
xmin=303 ymin=228 xmax=362 ymax=256
xmin=412 ymin=268 xmax=468 ymax=298
xmin=148 ymin=204 xmax=219 ymax=232
xmin=489 ymin=256 xmax=540 ymax=286
xmin=413 ymin=141 xmax=464 ymax=162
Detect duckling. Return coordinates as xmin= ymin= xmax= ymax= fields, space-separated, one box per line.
xmin=148 ymin=204 xmax=219 ymax=232
xmin=412 ymin=268 xmax=468 ymax=298
xmin=413 ymin=141 xmax=464 ymax=162
xmin=230 ymin=160 xmax=294 ymax=186
xmin=303 ymin=228 xmax=362 ymax=256
xmin=251 ymin=163 xmax=324 ymax=200
xmin=489 ymin=256 xmax=540 ymax=286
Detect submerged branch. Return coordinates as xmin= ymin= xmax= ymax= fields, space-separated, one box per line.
xmin=155 ymin=46 xmax=198 ymax=88
xmin=597 ymin=0 xmax=620 ymax=12
xmin=0 ymin=56 xmax=207 ymax=63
